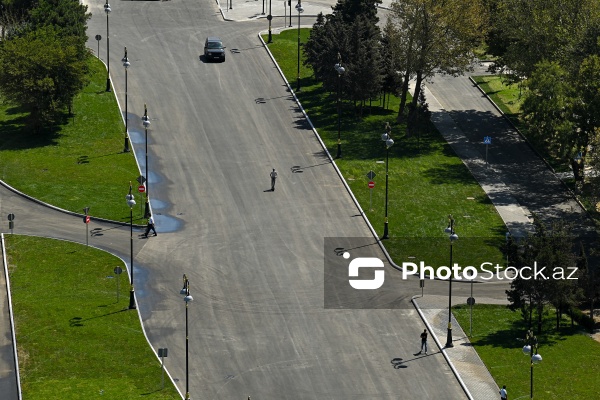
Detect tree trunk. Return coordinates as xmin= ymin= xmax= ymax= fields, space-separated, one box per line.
xmin=397 ymin=71 xmax=411 ymax=122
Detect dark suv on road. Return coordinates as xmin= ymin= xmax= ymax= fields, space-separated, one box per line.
xmin=204 ymin=37 xmax=226 ymax=62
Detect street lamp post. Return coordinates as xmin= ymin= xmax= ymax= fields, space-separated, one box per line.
xmin=522 ymin=329 xmax=542 ymax=399
xmin=381 ymin=123 xmax=394 ymax=239
xmin=444 ymin=214 xmax=458 ymax=347
xmin=126 ymin=183 xmax=136 ymax=310
xmin=267 ymin=0 xmax=272 ymax=43
xmin=180 ymin=275 xmax=194 ymax=400
xmin=104 ymin=0 xmax=111 ymax=92
xmin=142 ymin=105 xmax=151 ymax=218
xmin=295 ymin=1 xmax=303 ymax=92
xmin=122 ymin=48 xmax=130 ymax=153
xmin=334 ymin=54 xmax=345 ymax=159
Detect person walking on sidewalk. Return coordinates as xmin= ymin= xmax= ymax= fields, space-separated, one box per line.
xmin=270 ymin=168 xmax=278 ymax=191
xmin=144 ymin=215 xmax=157 ymax=237
xmin=499 ymin=385 xmax=508 ymax=400
xmin=419 ymin=329 xmax=428 ymax=354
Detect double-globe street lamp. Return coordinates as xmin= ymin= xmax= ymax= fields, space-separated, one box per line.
xmin=444 ymin=214 xmax=458 ymax=347
xmin=126 ymin=183 xmax=136 ymax=310
xmin=522 ymin=329 xmax=542 ymax=399
xmin=180 ymin=275 xmax=194 ymax=400
xmin=142 ymin=105 xmax=151 ymax=218
xmin=104 ymin=0 xmax=111 ymax=92
xmin=380 ymin=123 xmax=394 ymax=239
xmin=334 ymin=54 xmax=345 ymax=159
xmin=122 ymin=48 xmax=130 ymax=153
xmin=295 ymin=0 xmax=304 ymax=92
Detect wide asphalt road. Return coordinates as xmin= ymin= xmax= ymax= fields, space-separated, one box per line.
xmin=80 ymin=0 xmax=475 ymax=398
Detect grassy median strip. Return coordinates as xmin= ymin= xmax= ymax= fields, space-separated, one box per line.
xmin=0 ymin=56 xmax=142 ymax=223
xmin=266 ymin=30 xmax=506 ymax=265
xmin=453 ymin=304 xmax=600 ymax=400
xmin=6 ymin=235 xmax=180 ymax=400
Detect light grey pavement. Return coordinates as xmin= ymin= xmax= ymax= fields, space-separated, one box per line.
xmin=1 ymin=0 xmax=594 ymax=399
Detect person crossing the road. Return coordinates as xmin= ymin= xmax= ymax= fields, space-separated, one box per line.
xmin=270 ymin=168 xmax=278 ymax=191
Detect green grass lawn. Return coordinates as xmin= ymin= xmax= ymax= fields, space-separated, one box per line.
xmin=6 ymin=235 xmax=181 ymax=400
xmin=453 ymin=304 xmax=600 ymax=400
xmin=266 ymin=30 xmax=507 ymax=267
xmin=0 ymin=56 xmax=143 ymax=223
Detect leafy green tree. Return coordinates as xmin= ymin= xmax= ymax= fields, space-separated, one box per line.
xmin=388 ymin=0 xmax=487 ymax=121
xmin=506 ymin=219 xmax=579 ymax=334
xmin=521 ymin=61 xmax=576 ymax=160
xmin=345 ymin=15 xmax=383 ymax=117
xmin=0 ymin=26 xmax=89 ymax=126
xmin=493 ymin=0 xmax=600 ymax=79
xmin=303 ymin=0 xmax=382 ymax=118
xmin=303 ymin=13 xmax=350 ymax=94
xmin=27 ymin=0 xmax=90 ymax=56
xmin=331 ymin=0 xmax=381 ymax=25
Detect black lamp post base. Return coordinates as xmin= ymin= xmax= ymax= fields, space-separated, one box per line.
xmin=144 ymin=201 xmax=150 ymax=219
xmin=124 ymin=137 xmax=130 ymax=153
xmin=106 ymin=78 xmax=111 ymax=92
xmin=129 ymin=290 xmax=136 ymax=309
xmin=445 ymin=328 xmax=454 ymax=348
xmin=382 ymin=222 xmax=389 ymax=239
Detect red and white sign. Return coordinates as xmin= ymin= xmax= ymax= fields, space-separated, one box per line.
xmin=85 ymin=215 xmax=90 ymax=224
xmin=368 ymin=181 xmax=375 ymax=189
xmin=138 ymin=185 xmax=146 ymax=193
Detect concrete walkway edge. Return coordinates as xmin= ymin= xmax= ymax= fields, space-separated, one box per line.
xmin=1 ymin=234 xmax=22 ymax=400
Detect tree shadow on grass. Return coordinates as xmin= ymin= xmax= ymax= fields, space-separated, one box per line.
xmin=0 ymin=105 xmax=66 ymax=150
xmin=456 ymin=305 xmax=584 ymax=350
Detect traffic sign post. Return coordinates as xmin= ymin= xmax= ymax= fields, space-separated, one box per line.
xmin=158 ymin=348 xmax=168 ymax=388
xmin=83 ymin=207 xmax=90 ymax=246
xmin=368 ymin=181 xmax=375 ymax=211
xmin=366 ymin=171 xmax=377 ymax=211
xmin=483 ymin=136 xmax=492 ymax=167
xmin=468 ymin=277 xmax=476 ymax=336
xmin=7 ymin=213 xmax=15 ymax=234
xmin=138 ymin=185 xmax=145 ymax=193
xmin=95 ymin=34 xmax=101 ymax=59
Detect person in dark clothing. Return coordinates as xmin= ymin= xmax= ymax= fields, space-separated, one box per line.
xmin=419 ymin=329 xmax=428 ymax=354
xmin=144 ymin=215 xmax=157 ymax=237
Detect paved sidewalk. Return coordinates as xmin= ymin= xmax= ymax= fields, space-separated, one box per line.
xmin=413 ymin=295 xmax=506 ymax=400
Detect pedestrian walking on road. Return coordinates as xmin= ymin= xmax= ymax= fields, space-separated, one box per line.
xmin=419 ymin=329 xmax=428 ymax=354
xmin=144 ymin=215 xmax=157 ymax=237
xmin=270 ymin=168 xmax=278 ymax=191
xmin=499 ymin=385 xmax=508 ymax=400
